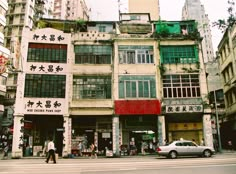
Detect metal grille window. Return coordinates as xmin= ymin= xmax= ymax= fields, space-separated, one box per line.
xmin=73 ymin=76 xmax=112 ymax=99
xmin=24 ymin=74 xmax=66 ymax=98
xmin=27 ymin=43 xmax=67 ymax=63
xmin=74 ymin=45 xmax=112 ymax=64
xmin=160 ymin=45 xmax=198 ymax=64
xmin=163 ymin=74 xmax=200 ymax=98
xmin=118 ymin=45 xmax=154 ymax=64
xmin=119 ymin=76 xmax=156 ymax=99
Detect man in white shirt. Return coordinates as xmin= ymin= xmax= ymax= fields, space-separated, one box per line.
xmin=45 ymin=138 xmax=56 ymax=163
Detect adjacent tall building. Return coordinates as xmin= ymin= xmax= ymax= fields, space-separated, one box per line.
xmin=128 ymin=0 xmax=160 ymax=21
xmin=53 ymin=0 xmax=89 ymax=20
xmin=182 ymin=0 xmax=225 ymax=150
xmin=182 ymin=0 xmax=214 ymax=63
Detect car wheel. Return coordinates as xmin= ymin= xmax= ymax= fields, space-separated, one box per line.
xmin=203 ymin=149 xmax=212 ymax=157
xmin=169 ymin=151 xmax=177 ymax=159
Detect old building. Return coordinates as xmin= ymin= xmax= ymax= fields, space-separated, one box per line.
xmin=11 ymin=14 xmax=214 ymax=157
xmin=0 ymin=0 xmax=10 ymax=133
xmin=12 ymin=26 xmax=72 ymax=158
xmin=217 ymin=23 xmax=236 ymax=149
xmin=154 ymin=20 xmax=213 ymax=146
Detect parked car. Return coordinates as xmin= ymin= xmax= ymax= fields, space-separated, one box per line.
xmin=156 ymin=140 xmax=215 ymax=159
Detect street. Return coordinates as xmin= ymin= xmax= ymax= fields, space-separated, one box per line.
xmin=0 ymin=153 xmax=236 ymax=174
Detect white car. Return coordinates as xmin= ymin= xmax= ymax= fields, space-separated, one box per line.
xmin=156 ymin=140 xmax=215 ymax=159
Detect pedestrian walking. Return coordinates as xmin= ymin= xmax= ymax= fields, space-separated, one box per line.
xmin=2 ymin=143 xmax=9 ymax=160
xmin=141 ymin=141 xmax=146 ymax=155
xmin=228 ymin=140 xmax=233 ymax=151
xmin=45 ymin=137 xmax=56 ymax=163
xmin=90 ymin=143 xmax=97 ymax=159
xmin=78 ymin=141 xmax=83 ymax=156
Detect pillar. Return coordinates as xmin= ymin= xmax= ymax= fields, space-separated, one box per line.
xmin=112 ymin=115 xmax=120 ymax=156
xmin=203 ymin=114 xmax=213 ymax=148
xmin=11 ymin=115 xmax=24 ymax=158
xmin=157 ymin=115 xmax=166 ymax=146
xmin=62 ymin=115 xmax=72 ymax=157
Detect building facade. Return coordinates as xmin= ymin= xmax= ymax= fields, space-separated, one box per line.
xmin=154 ymin=20 xmax=213 ymax=146
xmin=11 ymin=15 xmax=214 ymax=158
xmin=12 ymin=27 xmax=71 ymax=158
xmin=217 ymin=24 xmax=236 ymax=149
xmin=0 ymin=0 xmax=10 ymax=133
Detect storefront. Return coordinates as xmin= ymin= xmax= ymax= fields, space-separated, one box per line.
xmin=164 ymin=104 xmax=210 ymax=145
xmin=71 ymin=116 xmax=113 ymax=156
xmin=22 ymin=115 xmax=64 ymax=157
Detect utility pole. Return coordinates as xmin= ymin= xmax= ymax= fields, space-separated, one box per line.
xmin=213 ymin=90 xmax=222 ymax=153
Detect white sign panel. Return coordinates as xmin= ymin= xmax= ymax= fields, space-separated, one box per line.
xmin=24 ymin=98 xmax=65 ymax=115
xmin=26 ymin=63 xmax=67 ymax=74
xmin=166 ymin=105 xmax=203 ymax=113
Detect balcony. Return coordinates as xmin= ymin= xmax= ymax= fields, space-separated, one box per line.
xmin=154 ymin=20 xmax=200 ymax=39
xmin=119 ymin=23 xmax=152 ymax=34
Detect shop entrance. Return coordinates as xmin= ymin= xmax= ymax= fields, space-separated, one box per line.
xmin=170 ymin=131 xmax=201 ymax=144
xmin=129 ymin=130 xmax=156 ymax=154
xmin=98 ymin=132 xmax=112 ymax=155
xmin=24 ymin=115 xmax=63 ymax=157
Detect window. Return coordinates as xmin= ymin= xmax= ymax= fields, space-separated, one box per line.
xmin=99 ymin=26 xmax=106 ymax=32
xmin=74 ymin=45 xmax=112 ymax=64
xmin=130 ymin=15 xmax=141 ymax=20
xmin=119 ymin=76 xmax=156 ymax=99
xmin=119 ymin=46 xmax=154 ymax=64
xmin=163 ymin=74 xmax=200 ymax=98
xmin=73 ymin=76 xmax=111 ymax=99
xmin=24 ymin=74 xmax=66 ymax=98
xmin=0 ymin=75 xmax=7 ymax=85
xmin=27 ymin=43 xmax=67 ymax=63
xmin=160 ymin=45 xmax=198 ymax=64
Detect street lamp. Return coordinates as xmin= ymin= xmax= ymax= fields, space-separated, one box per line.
xmin=213 ymin=90 xmax=222 ymax=153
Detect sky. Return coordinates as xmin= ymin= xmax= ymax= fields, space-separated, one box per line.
xmin=85 ymin=0 xmax=230 ymax=52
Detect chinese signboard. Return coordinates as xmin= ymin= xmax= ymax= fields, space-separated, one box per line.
xmin=166 ymin=105 xmax=203 ymax=113
xmin=0 ymin=55 xmax=8 ymax=74
xmin=169 ymin=123 xmax=203 ymax=131
xmin=33 ymin=34 xmax=65 ymax=42
xmin=24 ymin=98 xmax=65 ymax=115
xmin=26 ymin=63 xmax=66 ymax=74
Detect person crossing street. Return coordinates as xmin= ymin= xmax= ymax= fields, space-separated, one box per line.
xmin=45 ymin=137 xmax=56 ymax=164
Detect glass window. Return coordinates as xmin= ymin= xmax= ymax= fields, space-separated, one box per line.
xmin=27 ymin=43 xmax=67 ymax=63
xmin=73 ymin=76 xmax=111 ymax=99
xmin=119 ymin=76 xmax=156 ymax=99
xmin=24 ymin=74 xmax=66 ymax=98
xmin=74 ymin=45 xmax=112 ymax=64
xmin=118 ymin=45 xmax=154 ymax=64
xmin=99 ymin=26 xmax=106 ymax=32
xmin=160 ymin=45 xmax=198 ymax=64
xmin=163 ymin=74 xmax=200 ymax=98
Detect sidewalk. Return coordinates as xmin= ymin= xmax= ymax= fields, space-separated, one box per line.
xmin=2 ymin=150 xmax=236 ymax=160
